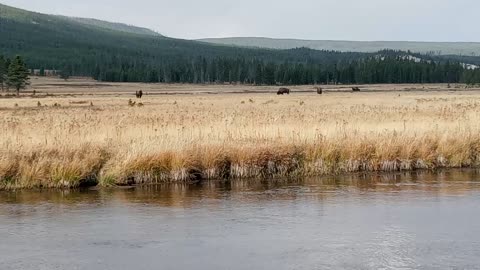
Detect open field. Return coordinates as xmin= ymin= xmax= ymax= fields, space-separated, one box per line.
xmin=16 ymin=76 xmax=478 ymax=95
xmin=1 ymin=77 xmax=480 ymax=189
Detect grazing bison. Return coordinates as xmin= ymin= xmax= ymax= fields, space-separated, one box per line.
xmin=135 ymin=90 xmax=143 ymax=99
xmin=277 ymin=87 xmax=290 ymax=95
xmin=315 ymin=87 xmax=323 ymax=95
xmin=352 ymin=87 xmax=361 ymax=92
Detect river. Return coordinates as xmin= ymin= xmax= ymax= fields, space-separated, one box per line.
xmin=1 ymin=170 xmax=480 ymax=269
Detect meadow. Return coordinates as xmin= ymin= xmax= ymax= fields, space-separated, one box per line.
xmin=1 ymin=77 xmax=480 ymax=189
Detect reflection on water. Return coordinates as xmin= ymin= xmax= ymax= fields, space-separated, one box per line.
xmin=1 ymin=169 xmax=480 ymax=270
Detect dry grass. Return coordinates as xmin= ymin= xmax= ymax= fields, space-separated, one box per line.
xmin=1 ymin=77 xmax=480 ymax=189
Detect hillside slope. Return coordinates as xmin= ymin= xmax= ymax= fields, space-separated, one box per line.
xmin=199 ymin=37 xmax=480 ymax=56
xmin=0 ymin=3 xmax=367 ymax=76
xmin=0 ymin=3 xmax=160 ymax=37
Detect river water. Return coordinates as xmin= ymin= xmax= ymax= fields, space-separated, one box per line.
xmin=1 ymin=170 xmax=480 ymax=270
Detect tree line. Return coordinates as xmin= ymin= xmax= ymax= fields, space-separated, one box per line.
xmin=88 ymin=53 xmax=480 ymax=85
xmin=2 ymin=53 xmax=480 ymax=97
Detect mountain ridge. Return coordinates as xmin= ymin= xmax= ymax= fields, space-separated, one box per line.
xmin=198 ymin=37 xmax=480 ymax=56
xmin=0 ymin=3 xmax=161 ymax=37
xmin=58 ymin=16 xmax=161 ymax=37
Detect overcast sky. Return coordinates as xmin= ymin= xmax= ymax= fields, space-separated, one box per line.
xmin=2 ymin=0 xmax=479 ymax=41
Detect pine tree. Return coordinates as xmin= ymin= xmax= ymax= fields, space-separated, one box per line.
xmin=59 ymin=64 xmax=71 ymax=81
xmin=254 ymin=63 xmax=264 ymax=85
xmin=263 ymin=63 xmax=276 ymax=85
xmin=6 ymin=56 xmax=30 ymax=96
xmin=59 ymin=71 xmax=70 ymax=81
xmin=0 ymin=55 xmax=6 ymax=92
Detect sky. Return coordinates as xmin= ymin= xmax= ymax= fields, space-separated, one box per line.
xmin=2 ymin=0 xmax=479 ymax=42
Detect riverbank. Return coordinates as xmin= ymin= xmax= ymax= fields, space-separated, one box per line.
xmin=1 ymin=137 xmax=480 ymax=189
xmin=1 ymin=78 xmax=480 ymax=189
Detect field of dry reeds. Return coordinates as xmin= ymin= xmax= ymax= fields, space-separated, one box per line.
xmin=1 ymin=77 xmax=480 ymax=189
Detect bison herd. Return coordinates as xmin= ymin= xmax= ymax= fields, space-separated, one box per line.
xmin=276 ymin=86 xmax=361 ymax=95
xmin=134 ymin=87 xmax=361 ymax=98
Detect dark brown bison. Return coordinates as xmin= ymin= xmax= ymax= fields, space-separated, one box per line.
xmin=135 ymin=90 xmax=143 ymax=99
xmin=352 ymin=87 xmax=361 ymax=92
xmin=315 ymin=87 xmax=323 ymax=95
xmin=277 ymin=88 xmax=290 ymax=95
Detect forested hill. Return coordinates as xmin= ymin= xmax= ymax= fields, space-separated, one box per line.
xmin=0 ymin=3 xmax=367 ymax=80
xmin=1 ymin=3 xmax=480 ymax=84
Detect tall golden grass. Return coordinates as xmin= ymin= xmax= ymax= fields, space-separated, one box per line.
xmin=1 ymin=84 xmax=480 ymax=189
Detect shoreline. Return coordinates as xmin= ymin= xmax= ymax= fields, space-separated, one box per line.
xmin=2 ymin=142 xmax=480 ymax=190
xmin=2 ymin=167 xmax=480 ymax=192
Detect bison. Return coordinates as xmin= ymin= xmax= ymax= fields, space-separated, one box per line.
xmin=352 ymin=87 xmax=361 ymax=92
xmin=277 ymin=87 xmax=290 ymax=95
xmin=135 ymin=90 xmax=143 ymax=99
xmin=315 ymin=87 xmax=323 ymax=95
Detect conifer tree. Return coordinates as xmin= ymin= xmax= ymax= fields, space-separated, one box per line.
xmin=6 ymin=55 xmax=30 ymax=96
xmin=0 ymin=55 xmax=6 ymax=92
